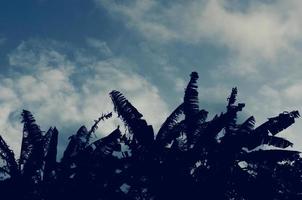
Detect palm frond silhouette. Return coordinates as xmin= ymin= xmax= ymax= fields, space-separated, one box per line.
xmin=0 ymin=72 xmax=301 ymax=200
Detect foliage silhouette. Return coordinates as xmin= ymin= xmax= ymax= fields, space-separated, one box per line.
xmin=0 ymin=72 xmax=301 ymax=200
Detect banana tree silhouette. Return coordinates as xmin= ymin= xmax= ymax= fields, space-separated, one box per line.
xmin=0 ymin=111 xmax=113 ymax=199
xmin=0 ymin=71 xmax=301 ymax=200
xmin=59 ymin=113 xmax=112 ymax=180
xmin=108 ymin=72 xmax=301 ymax=200
xmin=0 ymin=110 xmax=59 ymax=199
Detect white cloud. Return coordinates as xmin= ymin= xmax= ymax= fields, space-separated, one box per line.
xmin=283 ymin=82 xmax=302 ymax=104
xmin=0 ymin=39 xmax=169 ymax=157
xmin=197 ymin=0 xmax=294 ymax=59
xmin=242 ymin=83 xmax=302 ymax=151
xmin=246 ymin=83 xmax=302 ymax=118
xmin=95 ymin=0 xmax=302 ymax=152
xmin=97 ymin=0 xmax=302 ymax=74
xmin=97 ymin=0 xmax=178 ymax=42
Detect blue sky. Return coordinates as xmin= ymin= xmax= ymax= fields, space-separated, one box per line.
xmin=0 ymin=0 xmax=302 ymax=157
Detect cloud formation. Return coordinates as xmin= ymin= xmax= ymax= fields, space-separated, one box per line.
xmin=1 ymin=39 xmax=169 ymax=157
xmin=95 ymin=0 xmax=302 ymax=151
xmin=1 ymin=0 xmax=301 ymax=158
xmin=97 ymin=0 xmax=302 ymax=74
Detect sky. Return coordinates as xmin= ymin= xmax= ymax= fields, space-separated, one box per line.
xmin=0 ymin=0 xmax=301 ymax=158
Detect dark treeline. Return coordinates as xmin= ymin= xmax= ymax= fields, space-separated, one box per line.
xmin=0 ymin=72 xmax=302 ymax=200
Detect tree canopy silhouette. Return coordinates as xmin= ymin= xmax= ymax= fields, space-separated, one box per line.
xmin=0 ymin=72 xmax=301 ymax=200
